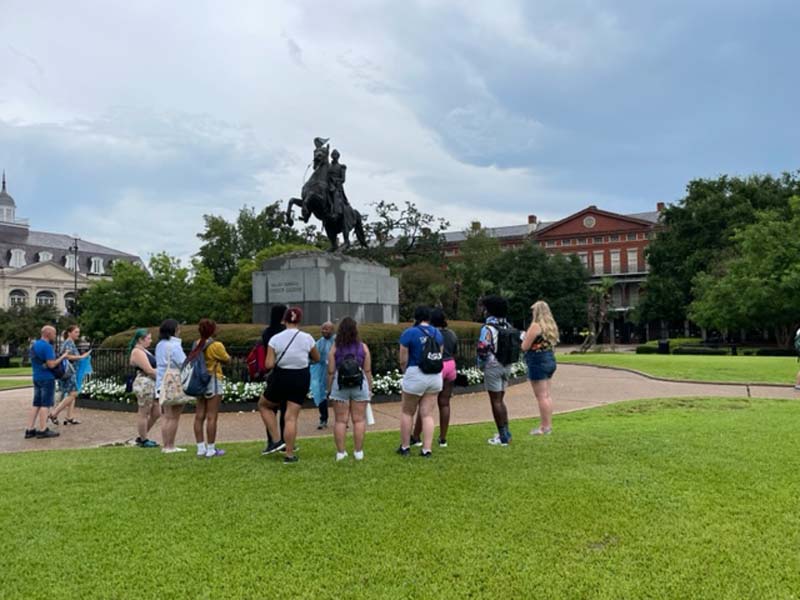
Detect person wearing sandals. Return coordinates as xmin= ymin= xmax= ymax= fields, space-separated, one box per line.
xmin=326 ymin=317 xmax=372 ymax=461
xmin=477 ymin=295 xmax=514 ymax=447
xmin=128 ymin=328 xmax=160 ymax=448
xmin=521 ymin=300 xmax=559 ymax=435
xmin=155 ymin=319 xmax=187 ymax=454
xmin=411 ymin=308 xmax=457 ymax=448
xmin=262 ymin=307 xmax=319 ymax=464
xmin=49 ymin=325 xmax=91 ymax=427
xmin=397 ymin=306 xmax=444 ymax=458
xmin=190 ymin=318 xmax=231 ymax=458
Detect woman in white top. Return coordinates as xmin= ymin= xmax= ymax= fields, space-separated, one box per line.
xmin=263 ymin=307 xmax=319 ymax=464
xmin=155 ymin=319 xmax=187 ymax=454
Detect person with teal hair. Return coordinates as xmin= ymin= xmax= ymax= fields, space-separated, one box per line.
xmin=128 ymin=328 xmax=159 ymax=448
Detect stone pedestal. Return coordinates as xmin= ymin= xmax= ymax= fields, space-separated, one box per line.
xmin=252 ymin=251 xmax=399 ymax=325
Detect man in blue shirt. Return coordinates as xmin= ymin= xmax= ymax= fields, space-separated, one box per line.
xmin=310 ymin=321 xmax=335 ymax=429
xmin=26 ymin=325 xmax=69 ymax=439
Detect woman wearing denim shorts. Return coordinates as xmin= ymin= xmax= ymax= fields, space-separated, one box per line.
xmin=326 ymin=317 xmax=372 ymax=462
xmin=189 ymin=319 xmax=231 ymax=458
xmin=521 ymin=301 xmax=559 ymax=435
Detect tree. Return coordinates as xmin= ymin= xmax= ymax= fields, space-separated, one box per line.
xmin=689 ymin=197 xmax=800 ymax=346
xmin=584 ymin=278 xmax=615 ymax=350
xmin=197 ymin=203 xmax=308 ymax=286
xmin=397 ymin=262 xmax=450 ymax=321
xmin=640 ymin=172 xmax=800 ymax=323
xmin=450 ymin=227 xmax=501 ymax=320
xmin=0 ymin=305 xmax=61 ymax=353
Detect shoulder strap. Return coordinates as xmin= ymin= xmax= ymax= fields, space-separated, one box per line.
xmin=275 ymin=331 xmax=301 ymax=368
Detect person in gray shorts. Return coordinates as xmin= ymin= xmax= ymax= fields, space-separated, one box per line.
xmin=477 ymin=295 xmax=514 ymax=446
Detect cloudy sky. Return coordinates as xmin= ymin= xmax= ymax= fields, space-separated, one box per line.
xmin=1 ymin=0 xmax=798 ymax=262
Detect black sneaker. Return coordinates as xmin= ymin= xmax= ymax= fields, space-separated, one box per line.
xmin=438 ymin=438 xmax=448 ymax=448
xmin=396 ymin=446 xmax=410 ymax=457
xmin=283 ymin=455 xmax=299 ymax=464
xmin=317 ymin=420 xmax=328 ymax=430
xmin=420 ymin=450 xmax=433 ymax=458
xmin=279 ymin=442 xmax=299 ymax=453
xmin=409 ymin=436 xmax=422 ymax=447
xmin=24 ymin=429 xmax=36 ymax=439
xmin=36 ymin=428 xmax=60 ymax=439
xmin=261 ymin=440 xmax=286 ymax=455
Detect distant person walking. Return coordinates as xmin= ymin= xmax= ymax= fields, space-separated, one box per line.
xmin=128 ymin=328 xmax=159 ymax=448
xmin=49 ymin=325 xmax=91 ymax=426
xmin=25 ymin=325 xmax=69 ymax=439
xmin=311 ymin=321 xmax=336 ymax=429
xmin=411 ymin=308 xmax=457 ymax=448
xmin=521 ymin=301 xmax=559 ymax=435
xmin=477 ymin=295 xmax=514 ymax=446
xmin=263 ymin=307 xmax=319 ymax=464
xmin=155 ymin=319 xmax=188 ymax=454
xmin=397 ymin=306 xmax=443 ymax=458
xmin=326 ymin=317 xmax=372 ymax=461
xmin=258 ymin=304 xmax=287 ymax=451
xmin=191 ymin=319 xmax=231 ymax=458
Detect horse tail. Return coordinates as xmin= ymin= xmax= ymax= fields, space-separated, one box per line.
xmin=354 ymin=213 xmax=368 ymax=248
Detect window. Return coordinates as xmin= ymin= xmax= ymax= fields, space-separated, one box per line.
xmin=64 ymin=292 xmax=77 ymax=313
xmin=36 ymin=291 xmax=56 ymax=306
xmin=577 ymin=238 xmax=586 ymax=245
xmin=629 ymin=286 xmax=639 ymax=307
xmin=612 ymin=286 xmax=622 ymax=307
xmin=65 ymin=254 xmax=79 ymax=271
xmin=38 ymin=251 xmax=53 ymax=262
xmin=583 ymin=216 xmax=596 ymax=228
xmin=9 ymin=289 xmax=27 ymax=306
xmin=627 ymin=248 xmax=639 ymax=272
xmin=578 ymin=252 xmax=589 ymax=269
xmin=545 ymin=240 xmax=556 ymax=247
xmin=627 ymin=233 xmax=637 ymax=241
xmin=90 ymin=257 xmax=105 ymax=275
xmin=593 ymin=251 xmax=604 ymax=275
xmin=593 ymin=236 xmax=603 ymax=244
xmin=610 ymin=234 xmax=620 ymax=242
xmin=9 ymin=249 xmax=26 ymax=268
xmin=610 ymin=250 xmax=621 ymax=274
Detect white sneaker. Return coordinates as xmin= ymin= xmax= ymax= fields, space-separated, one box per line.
xmin=487 ymin=434 xmax=508 ymax=447
xmin=197 ymin=449 xmax=206 ymax=457
xmin=336 ymin=451 xmax=348 ymax=462
xmin=162 ymin=447 xmax=187 ymax=454
xmin=353 ymin=450 xmax=364 ymax=461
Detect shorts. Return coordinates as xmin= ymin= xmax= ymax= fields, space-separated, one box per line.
xmin=33 ymin=379 xmax=56 ymax=408
xmin=203 ymin=375 xmax=222 ymax=399
xmin=59 ymin=376 xmax=77 ymax=395
xmin=483 ymin=362 xmax=512 ymax=392
xmin=525 ymin=349 xmax=557 ymax=381
xmin=330 ymin=375 xmax=370 ymax=402
xmin=132 ymin=374 xmax=156 ymax=408
xmin=266 ymin=366 xmax=310 ymax=406
xmin=402 ymin=366 xmax=443 ymax=397
xmin=441 ymin=358 xmax=457 ymax=383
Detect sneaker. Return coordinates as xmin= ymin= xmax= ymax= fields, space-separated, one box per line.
xmin=410 ymin=436 xmax=422 ymax=447
xmin=24 ymin=429 xmax=36 ymax=439
xmin=353 ymin=450 xmax=364 ymax=461
xmin=335 ymin=451 xmax=348 ymax=462
xmin=261 ymin=440 xmax=286 ymax=455
xmin=140 ymin=439 xmax=159 ymax=448
xmin=530 ymin=427 xmax=552 ymax=436
xmin=283 ymin=455 xmax=299 ymax=464
xmin=161 ymin=447 xmax=186 ymax=454
xmin=278 ymin=441 xmax=299 ymax=453
xmin=396 ymin=445 xmax=410 ymax=457
xmin=36 ymin=428 xmax=59 ymax=439
xmin=794 ymin=385 xmax=800 ymax=391
xmin=317 ymin=420 xmax=328 ymax=430
xmin=196 ymin=448 xmax=206 ymax=457
xmin=205 ymin=448 xmax=226 ymax=458
xmin=487 ymin=434 xmax=508 ymax=446
xmin=438 ymin=438 xmax=448 ymax=448
xmin=420 ymin=450 xmax=433 ymax=458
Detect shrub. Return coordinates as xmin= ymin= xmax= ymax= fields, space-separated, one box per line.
xmin=672 ymin=346 xmax=729 ymax=355
xmin=635 ymin=345 xmax=658 ymax=354
xmin=754 ymin=348 xmax=797 ymax=357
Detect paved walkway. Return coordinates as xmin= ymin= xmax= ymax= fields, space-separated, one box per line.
xmin=1 ymin=364 xmax=796 ymax=454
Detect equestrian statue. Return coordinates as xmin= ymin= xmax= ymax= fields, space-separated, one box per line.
xmin=285 ymin=137 xmax=368 ymax=252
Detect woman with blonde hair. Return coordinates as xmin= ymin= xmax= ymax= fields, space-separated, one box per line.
xmin=521 ymin=300 xmax=559 ymax=435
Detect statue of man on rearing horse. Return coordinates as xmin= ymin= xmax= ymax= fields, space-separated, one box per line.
xmin=285 ymin=137 xmax=367 ymax=252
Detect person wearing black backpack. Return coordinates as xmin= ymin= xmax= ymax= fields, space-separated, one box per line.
xmin=189 ymin=319 xmax=231 ymax=458
xmin=326 ymin=317 xmax=372 ymax=461
xmin=477 ymin=295 xmax=515 ymax=446
xmin=397 ymin=306 xmax=444 ymax=458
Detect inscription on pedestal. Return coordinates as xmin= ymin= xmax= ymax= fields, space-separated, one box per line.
xmin=268 ymin=271 xmax=303 ymax=303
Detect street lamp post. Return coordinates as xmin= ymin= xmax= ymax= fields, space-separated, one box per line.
xmin=69 ymin=237 xmax=79 ymax=316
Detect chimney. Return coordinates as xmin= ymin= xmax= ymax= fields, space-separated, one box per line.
xmin=470 ymin=221 xmax=481 ymax=231
xmin=656 ymin=201 xmax=665 ymax=211
xmin=527 ymin=214 xmax=538 ymax=234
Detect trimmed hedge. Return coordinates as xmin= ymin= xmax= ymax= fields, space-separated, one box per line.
xmin=672 ymin=346 xmax=729 ymax=356
xmin=101 ymin=321 xmax=485 ymax=349
xmin=635 ymin=345 xmax=659 ymax=354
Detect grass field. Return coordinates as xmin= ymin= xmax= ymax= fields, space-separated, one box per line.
xmin=559 ymin=353 xmax=798 ymax=384
xmin=0 ymin=379 xmax=31 ymax=390
xmin=0 ymin=367 xmax=31 ymax=377
xmin=2 ymin=397 xmax=800 ymax=598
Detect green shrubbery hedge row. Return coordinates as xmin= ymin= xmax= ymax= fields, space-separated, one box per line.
xmin=635 ymin=341 xmax=797 ymax=357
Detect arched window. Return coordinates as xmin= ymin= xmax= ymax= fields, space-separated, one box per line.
xmin=9 ymin=249 xmax=26 ymax=268
xmin=9 ymin=289 xmax=28 ymax=306
xmin=64 ymin=292 xmax=77 ymax=314
xmin=38 ymin=251 xmax=53 ymax=262
xmin=36 ymin=291 xmax=56 ymax=306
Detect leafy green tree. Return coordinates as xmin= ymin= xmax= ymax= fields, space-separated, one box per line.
xmin=640 ymin=172 xmax=800 ymax=322
xmin=0 ymin=305 xmax=60 ymax=353
xmin=397 ymin=262 xmax=450 ymax=321
xmin=690 ymin=197 xmax=800 ymax=346
xmin=450 ymin=227 xmax=502 ymax=320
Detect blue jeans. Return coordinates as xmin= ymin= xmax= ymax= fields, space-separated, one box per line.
xmin=33 ymin=379 xmax=56 ymax=408
xmin=525 ymin=350 xmax=557 ymax=381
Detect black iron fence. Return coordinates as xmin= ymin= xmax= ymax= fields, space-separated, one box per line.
xmin=89 ymin=340 xmax=480 ymax=383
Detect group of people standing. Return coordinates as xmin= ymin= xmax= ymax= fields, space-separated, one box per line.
xmin=25 ymin=296 xmax=560 ymax=462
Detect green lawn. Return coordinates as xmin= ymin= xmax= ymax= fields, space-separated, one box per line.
xmin=0 ymin=367 xmax=30 ymax=377
xmin=2 ymin=397 xmax=800 ymax=598
xmin=560 ymin=353 xmax=798 ymax=384
xmin=0 ymin=379 xmax=30 ymax=390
